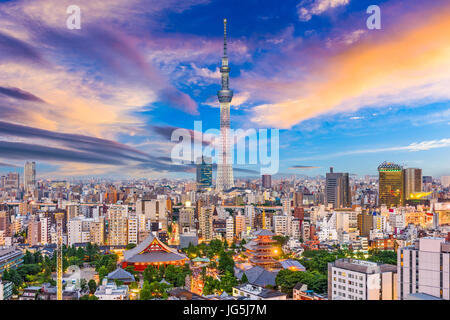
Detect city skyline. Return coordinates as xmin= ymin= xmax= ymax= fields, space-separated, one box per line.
xmin=0 ymin=0 xmax=449 ymax=179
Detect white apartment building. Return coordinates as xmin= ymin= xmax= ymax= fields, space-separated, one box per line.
xmin=107 ymin=205 xmax=128 ymax=246
xmin=226 ymin=216 xmax=234 ymax=242
xmin=39 ymin=215 xmax=51 ymax=245
xmin=289 ymin=218 xmax=301 ymax=240
xmin=398 ymin=237 xmax=450 ymax=300
xmin=67 ymin=217 xmax=92 ymax=246
xmin=273 ymin=214 xmax=288 ymax=236
xmin=389 ymin=210 xmax=406 ymax=230
xmin=328 ymin=258 xmax=397 ymax=300
xmin=127 ymin=214 xmax=138 ymax=244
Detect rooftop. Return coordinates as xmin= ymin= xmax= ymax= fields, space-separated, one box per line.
xmin=234 ymin=283 xmax=286 ymax=299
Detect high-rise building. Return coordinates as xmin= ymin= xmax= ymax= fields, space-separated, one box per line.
xmin=441 ymin=176 xmax=450 ymax=188
xmin=179 ymin=205 xmax=195 ymax=233
xmin=90 ymin=218 xmax=105 ymax=245
xmin=107 ymin=205 xmax=128 ymax=246
xmin=378 ymin=162 xmax=404 ymax=207
xmin=273 ymin=215 xmax=288 ymax=236
xmin=325 ymin=167 xmax=351 ymax=208
xmin=294 ymin=191 xmax=303 ymax=207
xmin=196 ymin=156 xmax=212 ymax=190
xmin=4 ymin=172 xmax=19 ymax=189
xmin=136 ymin=199 xmax=168 ymax=231
xmin=403 ymin=168 xmax=422 ymax=200
xmin=24 ymin=161 xmax=36 ymax=192
xmin=225 ymin=216 xmax=234 ymax=242
xmin=127 ymin=214 xmax=138 ymax=245
xmin=216 ymin=19 xmax=234 ymax=192
xmin=398 ymin=237 xmax=450 ymax=300
xmin=234 ymin=212 xmax=246 ymax=239
xmin=357 ymin=212 xmax=373 ymax=237
xmin=261 ymin=174 xmax=271 ymax=189
xmin=199 ymin=206 xmax=214 ymax=241
xmin=27 ymin=217 xmax=40 ymax=246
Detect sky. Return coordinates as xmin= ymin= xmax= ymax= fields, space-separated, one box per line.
xmin=0 ymin=0 xmax=449 ymax=179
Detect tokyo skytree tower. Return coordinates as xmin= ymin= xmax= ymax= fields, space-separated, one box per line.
xmin=216 ymin=18 xmax=234 ymax=191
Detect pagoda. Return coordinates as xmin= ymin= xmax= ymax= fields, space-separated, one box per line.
xmin=244 ymin=229 xmax=279 ymax=269
xmin=122 ymin=233 xmax=188 ymax=271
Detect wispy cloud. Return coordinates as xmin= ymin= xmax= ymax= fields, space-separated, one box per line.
xmin=297 ymin=0 xmax=350 ymax=21
xmin=290 ymin=138 xmax=450 ymax=161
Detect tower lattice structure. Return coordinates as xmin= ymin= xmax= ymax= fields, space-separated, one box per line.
xmin=216 ymin=18 xmax=234 ymax=192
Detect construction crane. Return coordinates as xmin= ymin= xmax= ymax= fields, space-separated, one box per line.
xmin=55 ymin=212 xmax=64 ymax=300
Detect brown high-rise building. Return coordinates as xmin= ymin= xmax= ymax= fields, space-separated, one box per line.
xmin=27 ymin=217 xmax=41 ymax=246
xmin=262 ymin=174 xmax=272 ymax=189
xmin=0 ymin=211 xmax=11 ymax=237
xmin=325 ymin=167 xmax=351 ymax=209
xmin=293 ymin=207 xmax=304 ymax=220
xmin=294 ymin=191 xmax=303 ymax=207
xmin=357 ymin=212 xmax=373 ymax=237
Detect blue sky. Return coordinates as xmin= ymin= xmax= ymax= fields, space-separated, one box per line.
xmin=0 ymin=0 xmax=449 ymax=179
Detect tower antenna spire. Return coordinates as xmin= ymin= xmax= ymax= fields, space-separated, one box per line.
xmin=223 ymin=18 xmax=227 ymax=57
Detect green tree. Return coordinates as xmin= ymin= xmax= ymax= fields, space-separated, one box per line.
xmin=88 ymin=279 xmax=97 ymax=294
xmin=98 ymin=266 xmax=109 ymax=282
xmin=219 ymin=271 xmax=238 ymax=294
xmin=218 ymin=251 xmax=235 ymax=275
xmin=140 ymin=281 xmax=152 ymax=300
xmin=241 ymin=273 xmax=248 ymax=284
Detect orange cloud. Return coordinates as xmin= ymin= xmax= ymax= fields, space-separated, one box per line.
xmin=252 ymin=6 xmax=450 ymax=128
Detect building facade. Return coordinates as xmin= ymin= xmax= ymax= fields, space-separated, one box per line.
xmin=328 ymin=258 xmax=397 ymax=300
xmin=398 ymin=237 xmax=450 ymax=300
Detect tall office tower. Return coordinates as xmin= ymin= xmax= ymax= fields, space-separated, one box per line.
xmin=216 ymin=18 xmax=234 ymax=192
xmin=261 ymin=174 xmax=272 ymax=189
xmin=398 ymin=237 xmax=450 ymax=300
xmin=403 ymin=168 xmax=422 ymax=200
xmin=325 ymin=167 xmax=351 ymax=209
xmin=441 ymin=176 xmax=450 ymax=188
xmin=107 ymin=205 xmax=128 ymax=246
xmin=5 ymin=172 xmax=19 ymax=189
xmin=24 ymin=161 xmax=36 ymax=192
xmin=199 ymin=206 xmax=214 ymax=241
xmin=196 ymin=156 xmax=212 ymax=190
xmin=294 ymin=191 xmax=303 ymax=207
xmin=378 ymin=162 xmax=404 ymax=207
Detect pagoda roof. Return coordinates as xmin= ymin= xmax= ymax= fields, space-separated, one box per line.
xmin=107 ymin=267 xmax=135 ymax=282
xmin=123 ymin=233 xmax=188 ymax=263
xmin=253 ymin=229 xmax=275 ymax=236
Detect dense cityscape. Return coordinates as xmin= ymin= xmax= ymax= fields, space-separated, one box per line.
xmin=0 ymin=159 xmax=449 ymax=301
xmin=0 ymin=0 xmax=449 ymax=307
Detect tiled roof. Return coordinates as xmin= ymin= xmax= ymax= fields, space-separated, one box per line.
xmin=107 ymin=267 xmax=135 ymax=282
